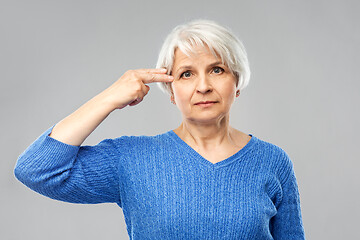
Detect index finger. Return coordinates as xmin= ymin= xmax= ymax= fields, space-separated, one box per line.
xmin=140 ymin=72 xmax=174 ymax=84
xmin=137 ymin=68 xmax=168 ymax=74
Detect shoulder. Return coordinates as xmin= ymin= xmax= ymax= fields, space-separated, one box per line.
xmin=254 ymin=136 xmax=289 ymax=158
xmin=252 ymin=135 xmax=294 ymax=183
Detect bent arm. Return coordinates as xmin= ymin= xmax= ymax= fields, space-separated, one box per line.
xmin=14 ymin=68 xmax=172 ymax=203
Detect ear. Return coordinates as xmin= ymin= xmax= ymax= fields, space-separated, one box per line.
xmin=170 ymin=94 xmax=176 ymax=105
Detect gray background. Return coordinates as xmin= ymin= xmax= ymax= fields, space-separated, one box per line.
xmin=1 ymin=0 xmax=359 ymax=239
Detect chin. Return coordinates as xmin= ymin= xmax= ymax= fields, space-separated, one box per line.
xmin=186 ymin=113 xmax=227 ymax=124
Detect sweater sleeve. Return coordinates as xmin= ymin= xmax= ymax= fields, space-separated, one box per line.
xmin=14 ymin=125 xmax=121 ymax=205
xmin=269 ymin=151 xmax=306 ymax=240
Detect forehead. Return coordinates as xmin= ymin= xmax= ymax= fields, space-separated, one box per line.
xmin=172 ymin=45 xmax=221 ymax=68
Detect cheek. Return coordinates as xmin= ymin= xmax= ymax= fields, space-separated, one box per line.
xmin=219 ymin=85 xmax=237 ymax=106
xmin=223 ymin=91 xmax=236 ymax=106
xmin=217 ymin=81 xmax=236 ymax=97
xmin=172 ymin=82 xmax=192 ymax=103
xmin=228 ymin=84 xmax=237 ymax=96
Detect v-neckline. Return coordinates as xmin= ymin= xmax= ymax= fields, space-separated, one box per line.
xmin=167 ymin=130 xmax=257 ymax=169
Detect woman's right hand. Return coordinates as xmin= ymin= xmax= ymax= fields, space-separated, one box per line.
xmin=102 ymin=68 xmax=173 ymax=110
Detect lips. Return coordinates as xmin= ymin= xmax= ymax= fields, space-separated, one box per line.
xmin=195 ymin=101 xmax=218 ymax=105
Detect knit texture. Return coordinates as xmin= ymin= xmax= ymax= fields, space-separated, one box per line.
xmin=14 ymin=125 xmax=305 ymax=239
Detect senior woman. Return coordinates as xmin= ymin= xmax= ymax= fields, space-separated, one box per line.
xmin=15 ymin=20 xmax=305 ymax=239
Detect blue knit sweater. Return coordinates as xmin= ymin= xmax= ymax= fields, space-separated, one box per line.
xmin=14 ymin=125 xmax=305 ymax=239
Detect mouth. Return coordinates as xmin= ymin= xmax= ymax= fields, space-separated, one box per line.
xmin=194 ymin=101 xmax=218 ymax=106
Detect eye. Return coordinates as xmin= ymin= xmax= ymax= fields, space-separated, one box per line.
xmin=180 ymin=71 xmax=192 ymax=79
xmin=212 ymin=66 xmax=224 ymax=74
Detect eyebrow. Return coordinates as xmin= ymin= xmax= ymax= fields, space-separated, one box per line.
xmin=173 ymin=61 xmax=224 ymax=75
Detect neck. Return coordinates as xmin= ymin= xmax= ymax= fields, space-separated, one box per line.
xmin=174 ymin=115 xmax=236 ymax=151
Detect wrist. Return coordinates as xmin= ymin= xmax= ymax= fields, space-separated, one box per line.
xmin=94 ymin=91 xmax=119 ymax=113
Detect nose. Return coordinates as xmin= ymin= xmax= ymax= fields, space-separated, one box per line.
xmin=196 ymin=74 xmax=213 ymax=94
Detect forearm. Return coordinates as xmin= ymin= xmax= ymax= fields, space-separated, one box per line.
xmin=49 ymin=69 xmax=172 ymax=146
xmin=49 ymin=91 xmax=116 ymax=146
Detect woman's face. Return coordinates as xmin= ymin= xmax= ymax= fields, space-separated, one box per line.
xmin=170 ymin=45 xmax=238 ymax=124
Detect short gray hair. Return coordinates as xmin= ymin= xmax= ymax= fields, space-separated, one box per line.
xmin=156 ymin=19 xmax=251 ymax=95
